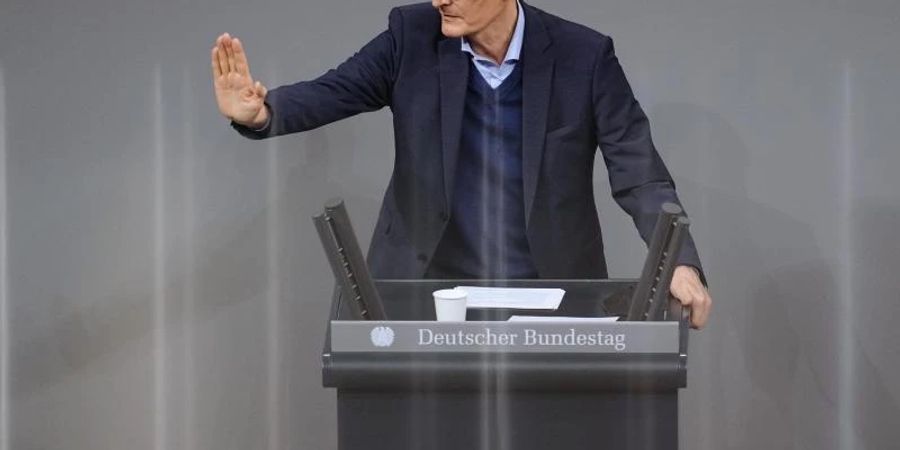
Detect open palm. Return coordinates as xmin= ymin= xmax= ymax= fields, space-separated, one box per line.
xmin=211 ymin=33 xmax=268 ymax=128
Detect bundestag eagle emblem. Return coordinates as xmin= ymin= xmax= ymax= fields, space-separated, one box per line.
xmin=370 ymin=326 xmax=395 ymax=347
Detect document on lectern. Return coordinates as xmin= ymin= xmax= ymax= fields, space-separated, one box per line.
xmin=507 ymin=315 xmax=619 ymax=322
xmin=456 ymin=286 xmax=565 ymax=310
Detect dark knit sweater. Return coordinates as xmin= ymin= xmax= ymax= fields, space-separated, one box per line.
xmin=428 ymin=61 xmax=537 ymax=279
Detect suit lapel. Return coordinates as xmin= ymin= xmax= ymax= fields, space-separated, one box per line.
xmin=520 ymin=4 xmax=554 ymax=228
xmin=439 ymin=38 xmax=469 ymax=206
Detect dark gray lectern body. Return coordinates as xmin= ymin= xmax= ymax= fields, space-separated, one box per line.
xmin=322 ymin=279 xmax=689 ymax=450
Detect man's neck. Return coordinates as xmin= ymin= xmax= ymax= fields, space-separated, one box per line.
xmin=467 ymin=1 xmax=519 ymax=65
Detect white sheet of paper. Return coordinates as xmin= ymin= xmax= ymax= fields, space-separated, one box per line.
xmin=456 ymin=286 xmax=565 ymax=310
xmin=507 ymin=315 xmax=619 ymax=322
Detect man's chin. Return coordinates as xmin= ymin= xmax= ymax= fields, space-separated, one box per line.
xmin=440 ymin=23 xmax=467 ymax=38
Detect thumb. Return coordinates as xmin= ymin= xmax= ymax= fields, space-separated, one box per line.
xmin=255 ymin=81 xmax=268 ymax=98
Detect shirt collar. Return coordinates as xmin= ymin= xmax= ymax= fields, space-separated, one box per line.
xmin=460 ymin=0 xmax=525 ymax=65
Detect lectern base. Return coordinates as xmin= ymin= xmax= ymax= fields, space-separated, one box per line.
xmin=338 ymin=390 xmax=677 ymax=450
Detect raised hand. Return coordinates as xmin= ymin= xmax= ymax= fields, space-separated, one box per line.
xmin=211 ymin=33 xmax=269 ymax=128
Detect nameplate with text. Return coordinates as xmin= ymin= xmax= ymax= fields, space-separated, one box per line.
xmin=330 ymin=321 xmax=679 ymax=354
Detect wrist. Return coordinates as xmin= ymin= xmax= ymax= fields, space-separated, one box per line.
xmin=232 ymin=105 xmax=269 ymax=130
xmin=247 ymin=105 xmax=270 ymax=130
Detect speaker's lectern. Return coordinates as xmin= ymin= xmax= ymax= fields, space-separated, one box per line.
xmin=315 ymin=200 xmax=692 ymax=450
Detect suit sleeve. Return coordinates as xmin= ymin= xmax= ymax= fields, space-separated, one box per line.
xmin=232 ymin=8 xmax=403 ymax=139
xmin=591 ymin=37 xmax=706 ymax=281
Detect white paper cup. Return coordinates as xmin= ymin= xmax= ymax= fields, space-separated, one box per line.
xmin=433 ymin=288 xmax=468 ymax=322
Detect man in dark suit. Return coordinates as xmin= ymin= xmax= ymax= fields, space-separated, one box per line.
xmin=211 ymin=0 xmax=712 ymax=327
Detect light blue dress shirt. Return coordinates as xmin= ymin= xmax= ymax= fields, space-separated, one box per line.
xmin=460 ymin=1 xmax=525 ymax=89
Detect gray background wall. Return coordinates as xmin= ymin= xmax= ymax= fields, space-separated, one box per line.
xmin=1 ymin=0 xmax=899 ymax=449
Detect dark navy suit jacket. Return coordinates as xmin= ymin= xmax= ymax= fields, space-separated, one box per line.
xmin=234 ymin=1 xmax=703 ymax=280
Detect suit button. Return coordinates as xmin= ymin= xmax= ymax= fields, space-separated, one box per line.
xmin=438 ymin=211 xmax=449 ymax=221
xmin=417 ymin=253 xmax=428 ymax=263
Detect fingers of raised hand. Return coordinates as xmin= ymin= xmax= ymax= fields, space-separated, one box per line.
xmin=216 ymin=34 xmax=232 ymax=73
xmin=211 ymin=47 xmax=223 ymax=78
xmin=212 ymin=34 xmax=253 ymax=84
xmin=232 ymin=38 xmax=250 ymax=76
xmin=217 ymin=49 xmax=230 ymax=75
xmin=224 ymin=35 xmax=237 ymax=74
